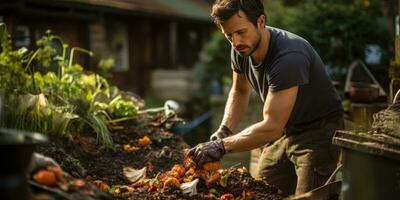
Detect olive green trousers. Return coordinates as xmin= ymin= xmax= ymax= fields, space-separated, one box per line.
xmin=255 ymin=115 xmax=344 ymax=197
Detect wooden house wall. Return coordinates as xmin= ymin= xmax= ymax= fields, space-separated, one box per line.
xmin=2 ymin=10 xmax=213 ymax=96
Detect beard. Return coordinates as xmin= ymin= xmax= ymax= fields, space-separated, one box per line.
xmin=235 ymin=30 xmax=262 ymax=57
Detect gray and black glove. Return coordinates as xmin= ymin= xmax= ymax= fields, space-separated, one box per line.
xmin=209 ymin=125 xmax=233 ymax=141
xmin=187 ymin=139 xmax=226 ymax=167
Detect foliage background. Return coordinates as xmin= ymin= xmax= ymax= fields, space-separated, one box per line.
xmin=194 ymin=0 xmax=395 ymax=97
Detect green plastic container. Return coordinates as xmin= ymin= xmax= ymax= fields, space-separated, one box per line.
xmin=333 ymin=130 xmax=400 ymax=200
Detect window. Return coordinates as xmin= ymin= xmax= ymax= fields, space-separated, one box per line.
xmin=108 ymin=23 xmax=129 ymax=72
xmin=14 ymin=25 xmax=30 ymax=48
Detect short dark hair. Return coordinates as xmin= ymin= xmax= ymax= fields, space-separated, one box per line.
xmin=211 ymin=0 xmax=265 ymax=27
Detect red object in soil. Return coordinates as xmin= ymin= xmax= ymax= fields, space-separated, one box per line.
xmin=163 ymin=177 xmax=181 ymax=187
xmin=33 ymin=169 xmax=57 ymax=186
xmin=202 ymin=161 xmax=221 ymax=171
xmin=171 ymin=164 xmax=186 ymax=178
xmin=220 ymin=193 xmax=235 ymax=200
xmin=73 ymin=179 xmax=86 ymax=188
xmin=138 ymin=135 xmax=151 ymax=147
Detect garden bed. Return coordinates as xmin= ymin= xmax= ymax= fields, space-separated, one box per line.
xmin=31 ymin=114 xmax=283 ymax=200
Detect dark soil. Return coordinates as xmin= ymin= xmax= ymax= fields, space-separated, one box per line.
xmin=32 ymin=114 xmax=283 ymax=200
xmin=36 ymin=114 xmax=188 ymax=185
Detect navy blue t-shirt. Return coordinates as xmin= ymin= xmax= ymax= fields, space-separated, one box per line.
xmin=231 ymin=26 xmax=343 ymax=129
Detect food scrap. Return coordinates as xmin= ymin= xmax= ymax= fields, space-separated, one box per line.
xmin=33 ymin=166 xmax=64 ymax=186
xmin=138 ymin=135 xmax=151 ymax=147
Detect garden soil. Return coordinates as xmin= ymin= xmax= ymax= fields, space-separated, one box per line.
xmin=32 ymin=114 xmax=283 ymax=200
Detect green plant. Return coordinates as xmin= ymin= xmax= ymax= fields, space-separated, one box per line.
xmin=193 ymin=31 xmax=231 ymax=98
xmin=0 ymin=25 xmax=31 ymax=94
xmin=0 ymin=23 xmax=145 ymax=149
xmin=109 ymin=95 xmax=138 ymax=118
xmin=3 ymin=93 xmax=75 ymax=137
xmin=265 ymin=0 xmax=391 ymax=68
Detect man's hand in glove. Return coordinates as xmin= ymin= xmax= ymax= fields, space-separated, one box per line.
xmin=187 ymin=139 xmax=226 ymax=167
xmin=209 ymin=125 xmax=233 ymax=141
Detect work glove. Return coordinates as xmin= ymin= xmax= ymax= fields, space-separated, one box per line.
xmin=187 ymin=139 xmax=226 ymax=167
xmin=209 ymin=125 xmax=233 ymax=141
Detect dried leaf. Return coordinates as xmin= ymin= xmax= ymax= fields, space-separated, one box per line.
xmin=123 ymin=167 xmax=146 ymax=183
xmin=180 ymin=178 xmax=199 ymax=196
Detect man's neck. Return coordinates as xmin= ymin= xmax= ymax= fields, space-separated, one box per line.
xmin=251 ymin=27 xmax=270 ymax=65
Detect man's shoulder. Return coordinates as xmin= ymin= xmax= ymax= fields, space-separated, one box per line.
xmin=269 ymin=26 xmax=312 ymax=52
xmin=268 ymin=26 xmax=307 ymax=42
xmin=268 ymin=26 xmax=316 ymax=62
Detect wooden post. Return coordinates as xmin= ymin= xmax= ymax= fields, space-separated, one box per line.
xmin=396 ymin=17 xmax=400 ymax=63
xmin=390 ymin=1 xmax=400 ymax=103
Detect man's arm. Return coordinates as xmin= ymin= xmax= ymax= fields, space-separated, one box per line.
xmin=220 ymin=72 xmax=252 ymax=132
xmin=223 ymin=86 xmax=298 ymax=153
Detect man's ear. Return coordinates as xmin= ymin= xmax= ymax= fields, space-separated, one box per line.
xmin=257 ymin=14 xmax=265 ymax=28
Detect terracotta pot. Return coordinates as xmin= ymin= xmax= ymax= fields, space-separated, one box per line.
xmin=348 ymin=82 xmax=379 ymax=103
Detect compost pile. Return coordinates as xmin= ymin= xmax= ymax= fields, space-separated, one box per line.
xmin=35 ymin=114 xmax=188 ymax=185
xmin=31 ymin=113 xmax=283 ymax=200
xmin=370 ymin=101 xmax=400 ymax=140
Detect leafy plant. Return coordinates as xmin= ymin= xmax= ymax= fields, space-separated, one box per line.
xmin=265 ymin=0 xmax=391 ymax=70
xmin=193 ymin=31 xmax=231 ymax=98
xmin=0 ymin=26 xmax=31 ymax=94
xmin=109 ymin=95 xmax=138 ymax=118
xmin=3 ymin=93 xmax=75 ymax=137
xmin=0 ymin=23 xmax=144 ymax=149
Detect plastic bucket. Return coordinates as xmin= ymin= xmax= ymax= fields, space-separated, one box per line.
xmin=333 ymin=130 xmax=400 ymax=200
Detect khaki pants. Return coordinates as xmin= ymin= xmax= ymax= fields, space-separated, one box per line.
xmin=255 ymin=115 xmax=344 ymax=197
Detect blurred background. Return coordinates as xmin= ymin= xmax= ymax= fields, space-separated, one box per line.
xmin=0 ymin=0 xmax=397 ymax=169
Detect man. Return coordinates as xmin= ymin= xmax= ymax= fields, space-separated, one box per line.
xmin=188 ymin=0 xmax=344 ymax=196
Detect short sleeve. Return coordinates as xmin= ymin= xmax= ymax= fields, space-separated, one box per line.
xmin=268 ymin=52 xmax=310 ymax=92
xmin=231 ymin=48 xmax=244 ymax=74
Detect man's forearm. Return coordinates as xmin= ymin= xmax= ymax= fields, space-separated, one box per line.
xmin=220 ymin=88 xmax=250 ymax=132
xmin=222 ymin=121 xmax=283 ymax=153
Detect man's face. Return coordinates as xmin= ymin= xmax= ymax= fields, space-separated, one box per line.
xmin=220 ymin=10 xmax=262 ymax=57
